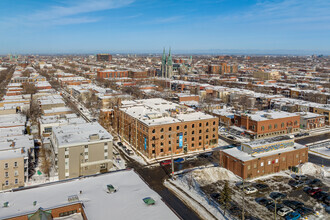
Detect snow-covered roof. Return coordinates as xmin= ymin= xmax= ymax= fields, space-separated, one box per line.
xmin=0 ymin=170 xmax=178 ymax=220
xmin=241 ymin=110 xmax=299 ymax=121
xmin=0 ymin=114 xmax=26 ymax=128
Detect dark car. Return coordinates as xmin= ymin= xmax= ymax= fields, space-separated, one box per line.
xmin=198 ymin=152 xmax=212 ymax=158
xmin=266 ymin=203 xmax=284 ymax=212
xmin=288 ymin=180 xmax=305 ymax=188
xmin=312 ymin=191 xmax=328 ymax=201
xmin=295 ymin=206 xmax=315 ymax=217
xmin=254 ymin=183 xmax=269 ymax=191
xmin=307 ymin=178 xmax=322 ymax=187
xmin=285 ymin=211 xmax=301 ymax=220
xmin=307 ymin=187 xmax=322 ymax=196
xmin=294 ymin=175 xmax=308 ymax=181
xmin=210 ymin=193 xmax=221 ymax=201
xmin=174 ymin=158 xmax=184 ymax=163
xmin=255 ymin=197 xmax=273 ymax=206
xmin=283 ymin=200 xmax=304 ymax=210
xmin=323 ymin=195 xmax=330 ymax=206
xmin=117 ymin=142 xmax=123 ymax=147
xmin=270 ymin=192 xmax=287 ymax=200
xmin=235 ymin=181 xmax=252 ymax=189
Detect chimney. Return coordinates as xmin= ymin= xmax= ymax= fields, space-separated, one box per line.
xmin=11 ymin=141 xmax=15 ymax=147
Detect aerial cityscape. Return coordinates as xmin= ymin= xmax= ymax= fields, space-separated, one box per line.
xmin=0 ymin=0 xmax=329 ymax=220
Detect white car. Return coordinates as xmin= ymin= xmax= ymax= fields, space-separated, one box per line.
xmin=244 ymin=187 xmax=258 ymax=194
xmin=277 ymin=207 xmax=293 ymax=217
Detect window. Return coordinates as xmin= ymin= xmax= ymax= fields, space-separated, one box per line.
xmin=192 ymin=124 xmax=195 ymax=128
xmin=296 ymin=154 xmax=299 ymax=158
xmin=169 ymin=127 xmax=172 ymax=131
xmin=65 ymin=155 xmax=69 ymax=158
xmin=176 ymin=139 xmax=179 ymax=143
xmin=152 ymin=136 xmax=156 ymax=140
xmin=161 ymin=135 xmax=164 ymax=139
xmin=184 ymin=125 xmax=187 ymax=129
xmin=199 ymin=136 xmax=202 ymax=140
xmin=199 ymin=123 xmax=202 ymax=127
xmin=85 ymin=152 xmax=88 ymax=155
xmin=252 ymin=125 xmax=255 ymax=130
xmin=192 ymin=131 xmax=195 ymax=134
xmin=274 ymin=124 xmax=278 ymax=129
xmin=275 ymin=159 xmax=278 ymax=163
xmin=104 ymin=142 xmax=108 ymax=146
xmin=192 ymin=143 xmax=195 ymax=148
xmin=281 ymin=123 xmax=284 ymax=128
xmin=4 ymin=163 xmax=8 ymax=169
xmin=152 ymin=144 xmax=155 ymax=148
xmin=213 ymin=134 xmax=215 ymax=138
xmin=169 ymin=134 xmax=171 ymax=138
xmin=199 ymin=130 xmax=202 ymax=133
xmin=268 ymin=125 xmax=272 ymax=130
xmin=15 ymin=179 xmax=18 ymax=184
xmin=85 ymin=145 xmax=88 ymax=148
xmin=5 ymin=180 xmax=8 ymax=186
xmin=169 ymin=141 xmax=171 ymax=144
xmin=152 ymin=129 xmax=155 ymax=133
xmin=261 ymin=126 xmax=265 ymax=131
xmin=260 ymin=162 xmax=264 ymax=167
xmin=160 ymin=148 xmax=164 ymax=152
xmin=184 ymin=132 xmax=187 ymax=135
xmin=192 ymin=137 xmax=195 ymax=141
xmin=14 ymin=171 xmax=18 ymax=176
xmin=282 ymin=157 xmax=285 ymax=161
xmin=248 ymin=165 xmax=251 ymax=170
xmin=199 ymin=142 xmax=202 ymax=146
xmin=268 ymin=161 xmax=271 ymax=165
xmin=59 ymin=210 xmax=77 ymax=217
xmin=254 ymin=163 xmax=257 ymax=169
xmin=161 ymin=128 xmax=164 ymax=132
xmin=168 ymin=147 xmax=171 ymax=151
xmin=5 ymin=172 xmax=8 ymax=177
xmin=152 ymin=150 xmax=155 ymax=154
xmin=213 ymin=128 xmax=216 ymax=131
xmin=206 ymin=135 xmax=209 ymax=139
xmin=161 ymin=142 xmax=164 ymax=146
xmin=14 ymin=162 xmax=17 ymax=167
xmin=206 ymin=122 xmax=209 ymax=126
xmin=213 ymin=121 xmax=216 ymax=125
xmin=176 ymin=126 xmax=180 ymax=130
xmin=206 ymin=129 xmax=209 ymax=132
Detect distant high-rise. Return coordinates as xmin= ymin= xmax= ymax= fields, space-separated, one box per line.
xmin=96 ymin=53 xmax=112 ymax=62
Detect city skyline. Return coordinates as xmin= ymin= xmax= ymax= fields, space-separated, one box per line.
xmin=1 ymin=0 xmax=330 ymax=54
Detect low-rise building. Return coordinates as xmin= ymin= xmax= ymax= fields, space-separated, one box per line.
xmin=113 ymin=98 xmax=218 ymax=159
xmin=296 ymin=112 xmax=325 ymax=130
xmin=220 ymin=136 xmax=308 ymax=179
xmin=50 ymin=123 xmax=113 ymax=180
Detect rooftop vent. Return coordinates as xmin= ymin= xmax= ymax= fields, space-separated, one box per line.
xmin=68 ymin=195 xmax=79 ymax=203
xmin=89 ymin=134 xmax=100 ymax=141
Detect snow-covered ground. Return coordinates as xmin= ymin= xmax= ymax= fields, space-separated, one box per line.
xmin=1 ymin=170 xmax=179 ymax=220
xmin=298 ymin=162 xmax=330 ymax=180
xmin=310 ymin=146 xmax=330 ymax=158
xmin=166 ymin=167 xmax=239 ymax=220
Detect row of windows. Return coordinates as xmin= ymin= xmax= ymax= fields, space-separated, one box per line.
xmin=152 ymin=129 xmax=216 ymax=139
xmin=3 ymin=179 xmax=19 ymax=186
xmin=247 ymin=153 xmax=305 ymax=170
xmin=152 ymin=134 xmax=216 ymax=146
xmin=3 ymin=162 xmax=18 ymax=169
xmin=260 ymin=121 xmax=299 ymax=131
xmin=4 ymin=170 xmax=19 ymax=177
xmin=151 ymin=121 xmax=216 ymax=133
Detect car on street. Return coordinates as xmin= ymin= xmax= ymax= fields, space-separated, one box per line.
xmin=270 ymin=192 xmax=287 ymax=200
xmin=198 ymin=152 xmax=212 ymax=158
xmin=255 ymin=197 xmax=273 ymax=206
xmin=160 ymin=160 xmax=172 ymax=166
xmin=323 ymin=195 xmax=330 ymax=206
xmin=244 ymin=187 xmax=258 ymax=194
xmin=306 ymin=178 xmax=322 ymax=187
xmin=284 ymin=211 xmax=301 ymax=220
xmin=277 ymin=207 xmax=294 ymax=217
xmin=117 ymin=142 xmax=123 ymax=147
xmin=307 ymin=187 xmax=322 ymax=196
xmin=125 ymin=149 xmax=134 ymax=156
xmin=295 ymin=206 xmax=315 ymax=217
xmin=282 ymin=200 xmax=304 ymax=210
xmin=174 ymin=158 xmax=184 ymax=163
xmin=266 ymin=203 xmax=284 ymax=212
xmin=254 ymin=183 xmax=269 ymax=191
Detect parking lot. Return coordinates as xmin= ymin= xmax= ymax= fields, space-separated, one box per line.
xmin=202 ymin=173 xmax=329 ymax=219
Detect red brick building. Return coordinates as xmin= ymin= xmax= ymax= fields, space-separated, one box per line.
xmin=96 ymin=54 xmax=112 ymax=62
xmin=220 ymin=136 xmax=308 ymax=179
xmin=97 ymin=69 xmax=128 ymax=79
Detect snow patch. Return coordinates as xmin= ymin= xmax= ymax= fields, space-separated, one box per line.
xmin=298 ymin=162 xmax=329 ymax=177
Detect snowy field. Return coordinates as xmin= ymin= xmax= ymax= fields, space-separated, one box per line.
xmin=1 ymin=170 xmax=179 ymax=220
xmin=167 ymin=163 xmax=330 ymax=220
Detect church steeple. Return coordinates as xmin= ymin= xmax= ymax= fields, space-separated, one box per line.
xmin=161 ymin=48 xmax=166 ymax=78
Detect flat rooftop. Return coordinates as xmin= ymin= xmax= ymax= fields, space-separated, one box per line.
xmin=52 ymin=122 xmax=113 ymax=148
xmin=243 ymin=135 xmax=293 ymax=148
xmin=0 ymin=114 xmax=26 ymax=128
xmin=242 ymin=110 xmax=299 ymax=121
xmin=0 ymin=170 xmax=178 ymax=220
xmin=120 ymin=98 xmax=216 ymax=126
xmin=223 ymin=143 xmax=306 ymax=162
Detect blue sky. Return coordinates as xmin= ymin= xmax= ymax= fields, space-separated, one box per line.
xmin=0 ymin=0 xmax=329 ymax=54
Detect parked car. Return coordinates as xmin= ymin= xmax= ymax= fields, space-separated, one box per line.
xmin=283 ymin=200 xmax=304 ymax=210
xmin=306 ymin=178 xmax=322 ymax=187
xmin=277 ymin=207 xmax=294 ymax=217
xmin=295 ymin=206 xmax=315 ymax=217
xmin=160 ymin=160 xmax=172 ymax=166
xmin=236 ymin=181 xmax=252 ymax=189
xmin=323 ymin=195 xmax=330 ymax=206
xmin=288 ymin=180 xmax=305 ymax=188
xmin=294 ymin=175 xmax=308 ymax=181
xmin=254 ymin=183 xmax=269 ymax=191
xmin=255 ymin=197 xmax=273 ymax=206
xmin=117 ymin=142 xmax=123 ymax=147
xmin=307 ymin=187 xmax=322 ymax=196
xmin=244 ymin=187 xmax=258 ymax=194
xmin=284 ymin=211 xmax=301 ymax=220
xmin=227 ymin=136 xmax=236 ymax=140
xmin=270 ymin=192 xmax=287 ymax=200
xmin=312 ymin=191 xmax=328 ymax=201
xmin=266 ymin=203 xmax=284 ymax=212
xmin=126 ymin=149 xmax=134 ymax=156
xmin=174 ymin=158 xmax=184 ymax=163
xmin=198 ymin=152 xmax=212 ymax=158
